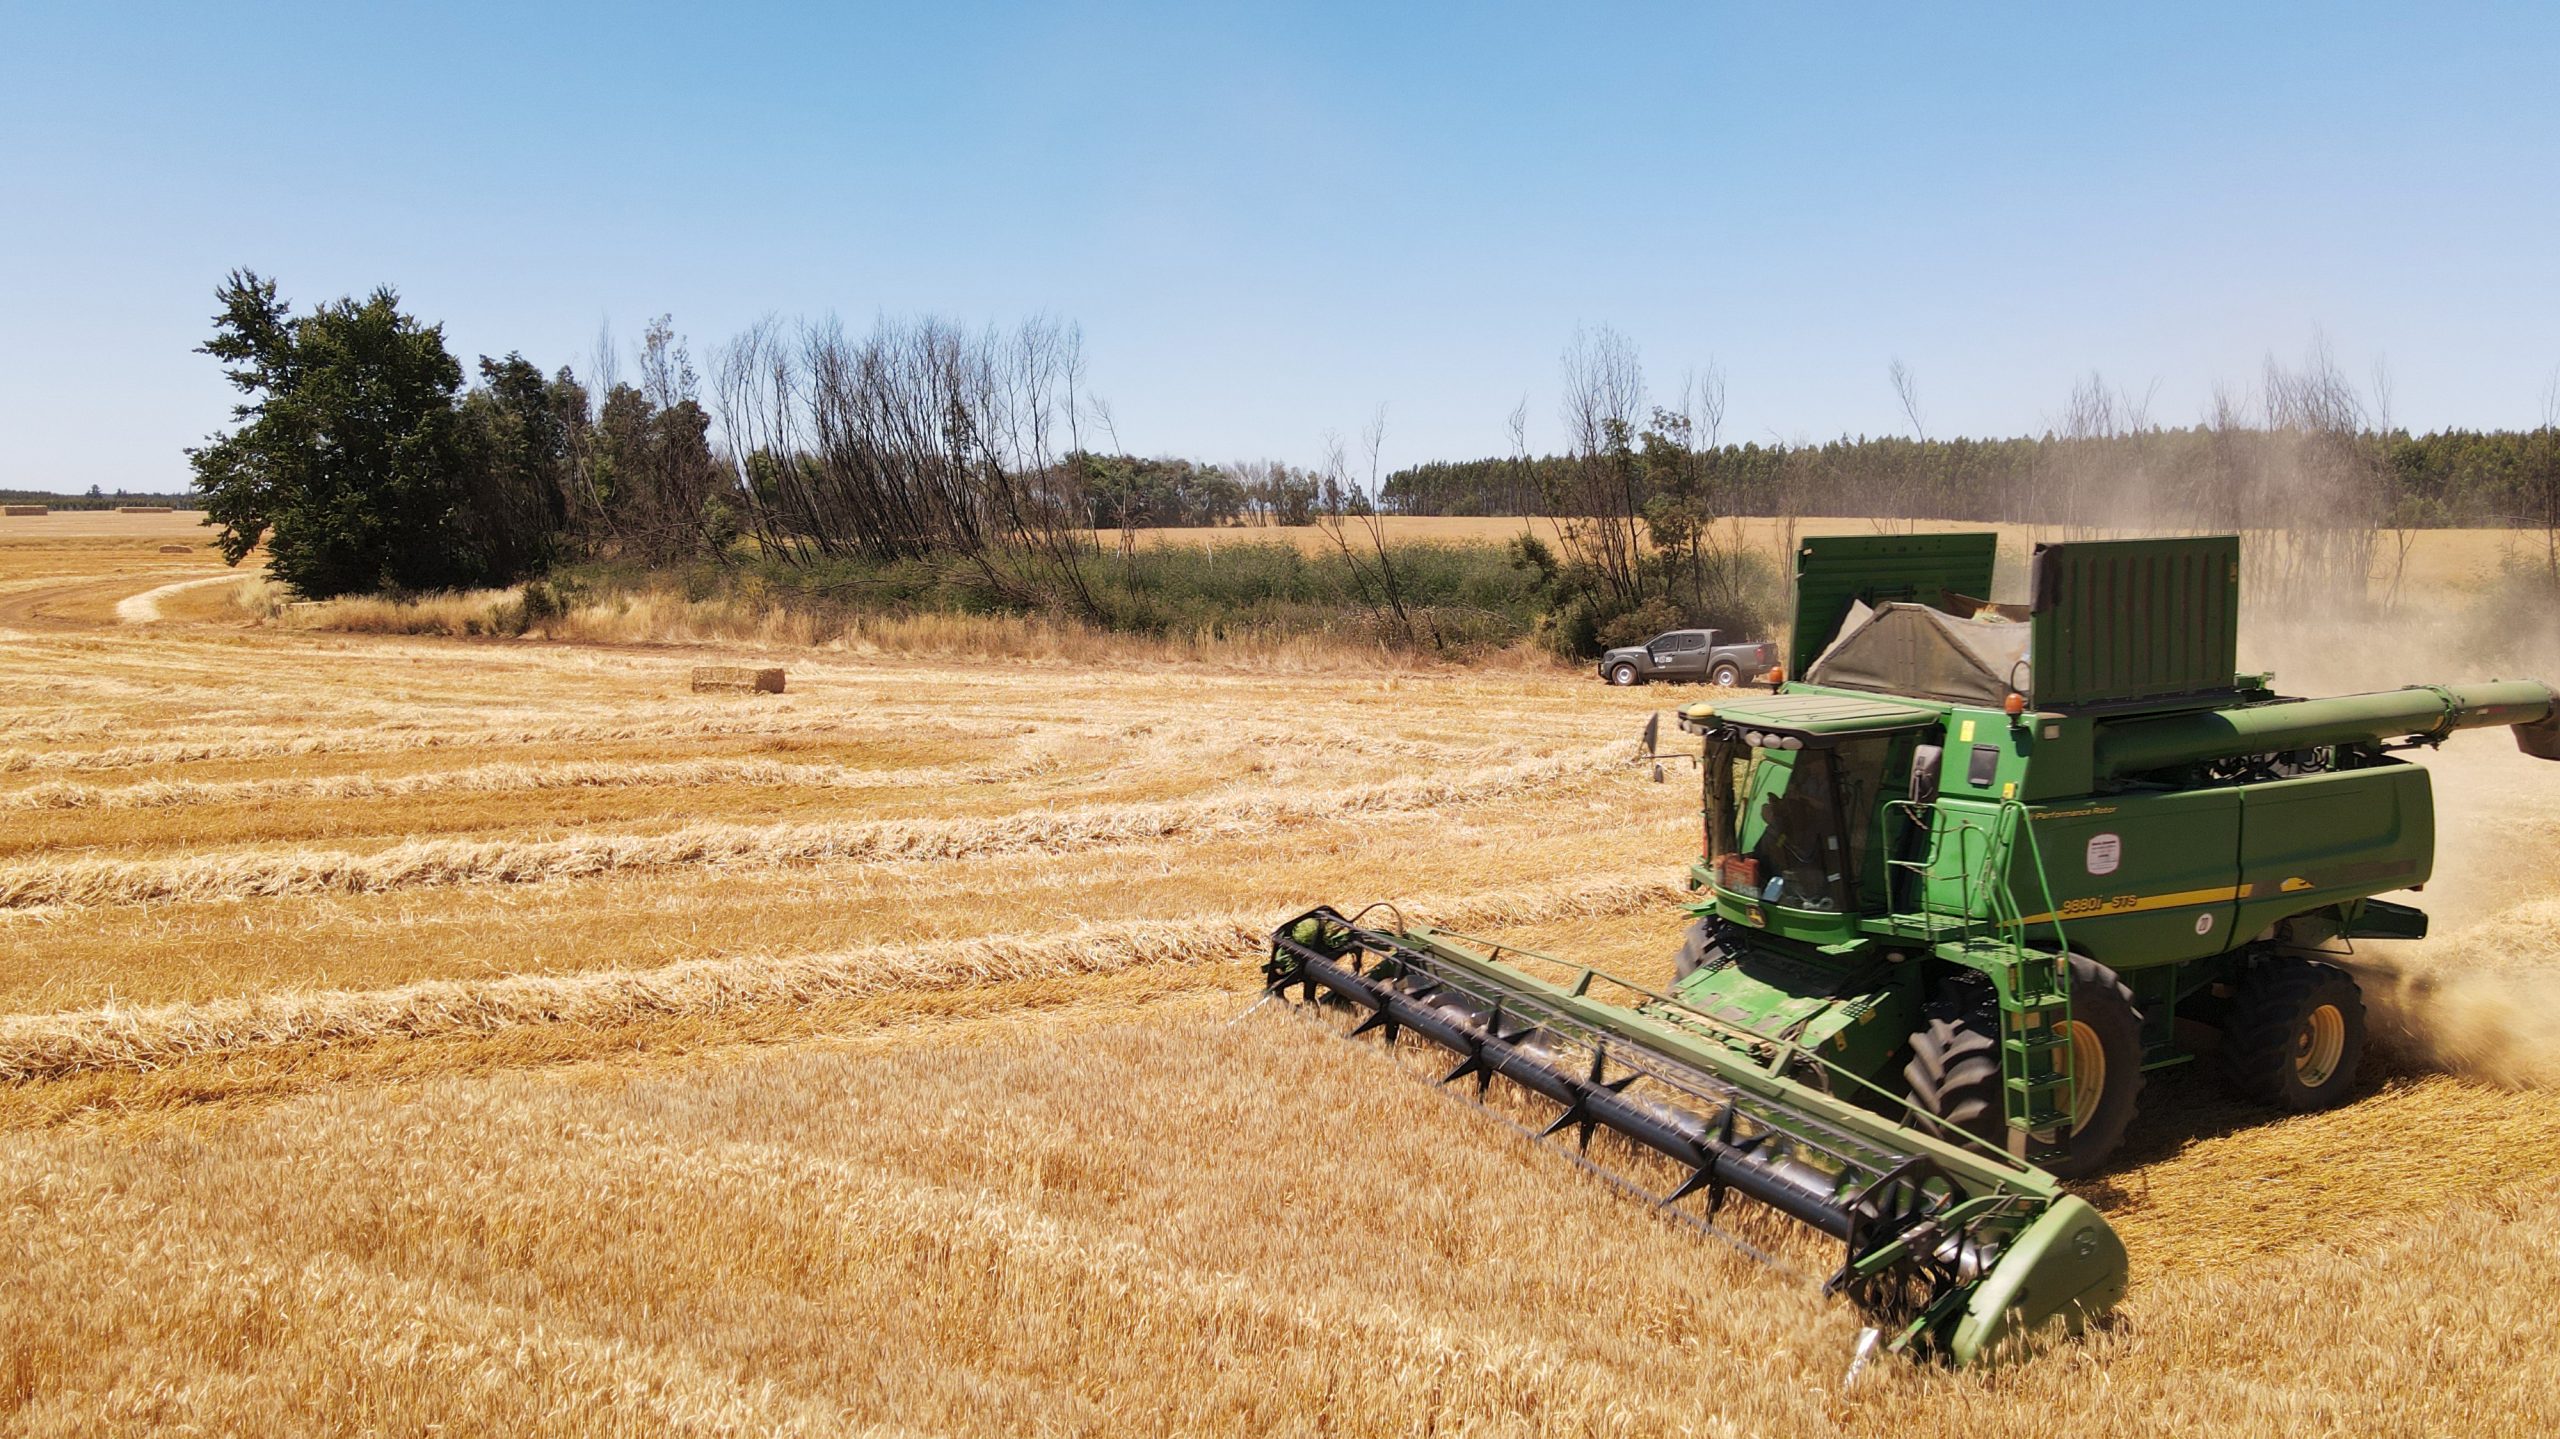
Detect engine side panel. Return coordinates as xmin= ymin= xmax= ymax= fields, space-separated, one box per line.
xmin=2007 ymin=788 xmax=2244 ymax=970
xmin=2233 ymin=762 xmax=2434 ymax=942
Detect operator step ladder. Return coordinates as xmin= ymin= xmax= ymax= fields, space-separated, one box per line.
xmin=1883 ymin=798 xmax=2079 ymax=1164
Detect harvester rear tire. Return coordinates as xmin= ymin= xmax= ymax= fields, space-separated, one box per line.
xmin=2217 ymin=957 xmax=2365 ymax=1112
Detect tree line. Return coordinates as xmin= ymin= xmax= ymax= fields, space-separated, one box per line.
xmin=188 ymin=276 xmax=2557 ymax=654
xmin=1386 ymin=420 xmax=2560 ymax=532
xmin=188 ymin=273 xmax=1341 ymax=602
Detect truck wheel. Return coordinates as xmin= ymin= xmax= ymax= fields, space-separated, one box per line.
xmin=2217 ymin=957 xmax=2365 ymax=1112
xmin=2048 ymin=955 xmax=2144 ymax=1180
xmin=1671 ymin=918 xmax=1725 ymax=983
xmin=1609 ymin=663 xmax=1641 ymax=686
xmin=1709 ymin=661 xmax=1742 ymax=687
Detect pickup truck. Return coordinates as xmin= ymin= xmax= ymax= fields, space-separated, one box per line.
xmin=1596 ymin=628 xmax=1775 ymax=687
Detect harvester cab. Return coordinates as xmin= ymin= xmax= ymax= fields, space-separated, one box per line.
xmin=1264 ymin=531 xmax=2559 ymax=1365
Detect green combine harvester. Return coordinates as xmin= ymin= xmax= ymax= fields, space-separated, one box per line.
xmin=1267 ymin=533 xmax=2560 ymax=1364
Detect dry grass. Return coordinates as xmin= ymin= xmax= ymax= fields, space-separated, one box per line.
xmin=265 ymin=578 xmax=1486 ymax=669
xmin=7 ymin=520 xmax=2560 ymax=1434
xmin=8 ymin=1020 xmax=2560 ymax=1438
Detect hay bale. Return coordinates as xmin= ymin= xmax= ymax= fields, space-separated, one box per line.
xmin=1 ymin=505 xmax=46 ymax=517
xmin=116 ymin=505 xmax=175 ymax=514
xmin=690 ymin=665 xmax=786 ymax=695
xmin=158 ymin=544 xmax=193 ymax=554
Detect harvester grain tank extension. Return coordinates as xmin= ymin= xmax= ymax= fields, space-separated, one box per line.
xmin=1264 ymin=531 xmax=2559 ymax=1366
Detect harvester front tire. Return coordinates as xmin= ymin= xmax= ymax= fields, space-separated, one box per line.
xmin=1903 ymin=993 xmax=2004 ymax=1150
xmin=2217 ymin=957 xmax=2365 ymax=1112
xmin=1671 ymin=918 xmax=1724 ymax=983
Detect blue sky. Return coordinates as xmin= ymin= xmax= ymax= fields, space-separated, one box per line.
xmin=5 ymin=2 xmax=2556 ymax=492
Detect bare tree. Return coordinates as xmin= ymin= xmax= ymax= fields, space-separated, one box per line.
xmin=1767 ymin=427 xmax=1807 ymax=617
xmin=2530 ymin=368 xmax=2560 ymax=587
xmin=2254 ymin=333 xmax=2387 ymax=610
xmin=2369 ymin=358 xmax=2419 ymax=611
xmin=1878 ymin=358 xmax=1926 ymax=533
xmin=1504 ymin=397 xmax=1537 ymax=541
xmin=587 ymin=321 xmax=622 ymax=408
xmin=1684 ymin=361 xmax=1757 ymax=613
xmin=1696 ymin=360 xmax=1728 ymax=449
xmin=2198 ymin=381 xmax=2253 ymax=535
xmin=1546 ymin=326 xmax=1650 ymax=609
xmin=1313 ymin=408 xmax=1426 ymax=648
xmin=714 ymin=314 xmax=816 ymax=565
xmin=1890 ymin=357 xmax=1926 ymax=441
xmin=704 ymin=312 xmax=1112 ymax=616
xmin=2051 ymin=370 xmax=2156 ymax=539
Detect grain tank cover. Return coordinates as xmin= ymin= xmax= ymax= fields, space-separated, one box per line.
xmin=1788 ymin=533 xmax=1999 ymax=678
xmin=2027 ymin=535 xmax=2239 ymax=709
xmin=1804 ymin=601 xmax=2030 ymax=707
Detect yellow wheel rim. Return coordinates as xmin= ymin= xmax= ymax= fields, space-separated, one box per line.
xmin=2061 ymin=1019 xmax=2106 ymax=1133
xmin=2294 ymin=1003 xmax=2346 ymax=1088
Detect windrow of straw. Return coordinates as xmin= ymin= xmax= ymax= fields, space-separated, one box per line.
xmin=0 ymin=728 xmax=1526 ymax=813
xmin=0 ymin=691 xmax=1546 ymax=776
xmin=0 ymin=706 xmax=986 ymax=774
xmin=0 ymin=872 xmax=1676 ymax=1082
xmin=0 ymin=751 xmax=1074 ymax=812
xmin=0 ymin=743 xmax=1628 ymax=909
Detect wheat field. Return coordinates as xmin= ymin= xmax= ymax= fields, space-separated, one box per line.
xmin=7 ymin=512 xmax=2560 ymax=1436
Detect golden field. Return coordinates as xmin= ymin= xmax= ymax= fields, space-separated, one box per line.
xmin=7 ymin=510 xmax=2560 ymax=1435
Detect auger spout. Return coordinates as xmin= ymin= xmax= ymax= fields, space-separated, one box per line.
xmin=2092 ymin=679 xmax=2560 ymax=779
xmin=1266 ymin=909 xmax=2128 ymax=1365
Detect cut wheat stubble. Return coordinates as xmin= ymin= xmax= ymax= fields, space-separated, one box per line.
xmin=0 ymin=872 xmax=1674 ymax=1082
xmin=0 ymin=743 xmax=1626 ymax=909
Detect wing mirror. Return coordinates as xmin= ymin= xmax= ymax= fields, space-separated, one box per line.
xmin=1632 ymin=713 xmax=1668 ymax=782
xmin=1909 ymin=743 xmax=1944 ymax=805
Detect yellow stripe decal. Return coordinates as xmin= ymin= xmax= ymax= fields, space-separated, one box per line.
xmin=2016 ymin=882 xmax=2253 ymax=927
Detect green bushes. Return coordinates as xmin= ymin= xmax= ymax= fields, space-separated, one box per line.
xmin=546 ymin=540 xmax=1562 ymax=655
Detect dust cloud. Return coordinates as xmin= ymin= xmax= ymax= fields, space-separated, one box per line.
xmin=2348 ymin=733 xmax=2560 ymax=1088
xmin=2229 ymin=589 xmax=2560 ymax=1088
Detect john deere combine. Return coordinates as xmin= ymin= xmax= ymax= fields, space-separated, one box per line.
xmin=1266 ymin=533 xmax=2560 ymax=1364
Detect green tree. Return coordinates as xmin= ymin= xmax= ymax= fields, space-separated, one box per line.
xmin=188 ymin=270 xmax=500 ymax=597
xmin=452 ymin=353 xmax=575 ymax=582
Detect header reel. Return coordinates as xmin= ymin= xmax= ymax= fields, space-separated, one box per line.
xmin=1265 ymin=907 xmax=2126 ymax=1367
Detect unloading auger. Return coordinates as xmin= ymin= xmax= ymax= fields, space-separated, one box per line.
xmin=1266 ymin=908 xmax=2126 ymax=1365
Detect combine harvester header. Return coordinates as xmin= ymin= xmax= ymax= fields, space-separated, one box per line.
xmin=1266 ymin=531 xmax=2558 ymax=1366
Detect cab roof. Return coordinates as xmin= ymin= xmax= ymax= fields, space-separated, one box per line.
xmin=1677 ymin=689 xmax=1944 ymax=742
